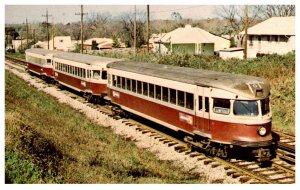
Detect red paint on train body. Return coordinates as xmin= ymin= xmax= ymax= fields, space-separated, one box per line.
xmin=55 ymin=71 xmax=107 ymax=96
xmin=27 ymin=63 xmax=53 ymax=77
xmin=109 ymin=88 xmax=272 ymax=146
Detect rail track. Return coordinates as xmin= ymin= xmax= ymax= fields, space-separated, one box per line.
xmin=5 ymin=56 xmax=296 ymax=184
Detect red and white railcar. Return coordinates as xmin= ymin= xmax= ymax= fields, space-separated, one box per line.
xmin=107 ymin=61 xmax=273 ymax=160
xmin=25 ymin=48 xmax=58 ymax=79
xmin=53 ymin=52 xmax=121 ymax=101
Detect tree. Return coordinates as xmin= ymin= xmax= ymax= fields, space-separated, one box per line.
xmin=171 ymin=12 xmax=182 ymax=21
xmin=217 ymin=5 xmax=263 ymax=36
xmin=217 ymin=5 xmax=295 ymax=35
xmin=112 ymin=34 xmax=120 ymax=48
xmin=262 ymin=5 xmax=295 ymax=18
xmin=118 ymin=10 xmax=146 ymax=48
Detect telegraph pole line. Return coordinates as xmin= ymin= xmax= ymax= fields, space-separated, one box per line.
xmin=75 ymin=5 xmax=87 ymax=54
xmin=42 ymin=9 xmax=52 ymax=50
xmin=147 ymin=5 xmax=150 ymax=53
xmin=33 ymin=29 xmax=36 ymax=47
xmin=134 ymin=5 xmax=136 ymax=56
xmin=26 ymin=18 xmax=29 ymax=49
xmin=243 ymin=5 xmax=248 ymax=59
xmin=52 ymin=17 xmax=55 ymax=50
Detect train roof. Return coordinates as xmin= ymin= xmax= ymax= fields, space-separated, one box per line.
xmin=53 ymin=52 xmax=122 ymax=66
xmin=25 ymin=48 xmax=59 ymax=55
xmin=108 ymin=61 xmax=270 ymax=99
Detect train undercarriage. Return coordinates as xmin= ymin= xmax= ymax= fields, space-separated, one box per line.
xmin=184 ymin=135 xmax=276 ymax=162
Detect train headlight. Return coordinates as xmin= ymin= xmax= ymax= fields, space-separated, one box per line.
xmin=258 ymin=126 xmax=267 ymax=136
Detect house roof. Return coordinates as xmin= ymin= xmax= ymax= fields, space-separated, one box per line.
xmin=160 ymin=25 xmax=229 ymax=44
xmin=240 ymin=16 xmax=295 ymax=35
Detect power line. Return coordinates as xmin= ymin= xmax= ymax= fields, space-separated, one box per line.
xmin=42 ymin=9 xmax=52 ymax=50
xmin=75 ymin=5 xmax=88 ymax=54
xmin=150 ymin=5 xmax=203 ymax=14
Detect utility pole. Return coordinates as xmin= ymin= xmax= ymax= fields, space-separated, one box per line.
xmin=52 ymin=17 xmax=55 ymax=50
xmin=243 ymin=5 xmax=248 ymax=59
xmin=42 ymin=9 xmax=52 ymax=50
xmin=134 ymin=5 xmax=136 ymax=56
xmin=26 ymin=18 xmax=29 ymax=49
xmin=147 ymin=5 xmax=150 ymax=53
xmin=33 ymin=29 xmax=35 ymax=47
xmin=75 ymin=5 xmax=87 ymax=54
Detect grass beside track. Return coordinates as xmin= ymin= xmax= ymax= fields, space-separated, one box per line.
xmin=5 ymin=71 xmax=206 ymax=184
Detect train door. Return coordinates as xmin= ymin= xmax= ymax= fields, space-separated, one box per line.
xmin=194 ymin=86 xmax=211 ymax=134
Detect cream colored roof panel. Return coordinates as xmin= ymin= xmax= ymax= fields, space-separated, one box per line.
xmin=108 ymin=61 xmax=270 ymax=99
xmin=241 ymin=16 xmax=295 ymax=35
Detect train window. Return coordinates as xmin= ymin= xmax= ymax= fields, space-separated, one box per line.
xmin=79 ymin=68 xmax=82 ymax=77
xmin=170 ymin=89 xmax=176 ymax=104
xmin=177 ymin=90 xmax=184 ymax=107
xmin=81 ymin=69 xmax=85 ymax=78
xmin=93 ymin=70 xmax=101 ymax=79
xmin=47 ymin=59 xmax=51 ymax=65
xmin=87 ymin=70 xmax=90 ymax=78
xmin=121 ymin=77 xmax=126 ymax=89
xmin=213 ymin=98 xmax=230 ymax=115
xmin=102 ymin=70 xmax=107 ymax=80
xmin=137 ymin=81 xmax=142 ymax=94
xmin=112 ymin=75 xmax=116 ymax=86
xmin=186 ymin=93 xmax=194 ymax=110
xmin=162 ymin=87 xmax=168 ymax=102
xmin=132 ymin=80 xmax=136 ymax=92
xmin=155 ymin=85 xmax=161 ymax=100
xmin=199 ymin=96 xmax=203 ymax=111
xmin=261 ymin=98 xmax=270 ymax=115
xmin=205 ymin=97 xmax=209 ymax=112
xmin=143 ymin=82 xmax=148 ymax=96
xmin=149 ymin=83 xmax=154 ymax=98
xmin=117 ymin=76 xmax=121 ymax=87
xmin=126 ymin=78 xmax=131 ymax=91
xmin=234 ymin=100 xmax=258 ymax=116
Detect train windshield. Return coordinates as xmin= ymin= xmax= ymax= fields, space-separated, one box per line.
xmin=233 ymin=100 xmax=258 ymax=116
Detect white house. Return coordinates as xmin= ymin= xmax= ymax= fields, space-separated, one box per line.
xmin=33 ymin=36 xmax=73 ymax=51
xmin=150 ymin=33 xmax=168 ymax=54
xmin=240 ymin=16 xmax=295 ymax=58
xmin=158 ymin=25 xmax=230 ymax=55
xmin=12 ymin=39 xmax=33 ymax=51
xmin=53 ymin=36 xmax=72 ymax=51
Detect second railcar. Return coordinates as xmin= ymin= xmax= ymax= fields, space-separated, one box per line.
xmin=53 ymin=52 xmax=121 ymax=102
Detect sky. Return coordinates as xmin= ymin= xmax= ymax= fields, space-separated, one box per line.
xmin=4 ymin=0 xmax=297 ymax=24
xmin=5 ymin=5 xmax=218 ymax=24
